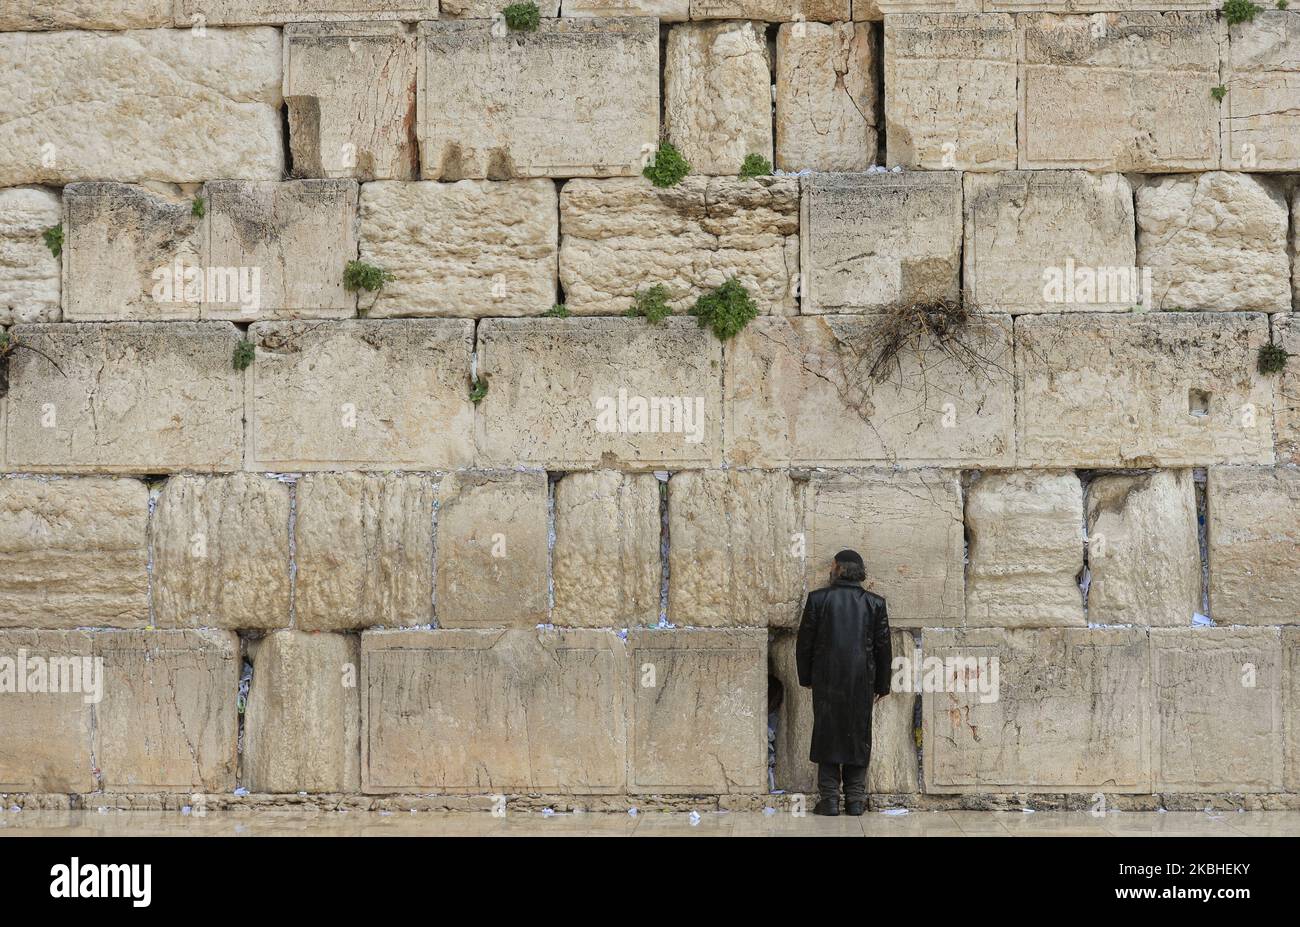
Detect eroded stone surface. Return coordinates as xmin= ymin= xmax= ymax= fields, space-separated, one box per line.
xmin=1287 ymin=628 xmax=1300 ymax=791
xmin=1277 ymin=313 xmax=1300 ymax=464
xmin=564 ymin=0 xmax=687 ymax=18
xmin=175 ymin=0 xmax=437 ymax=23
xmin=689 ymin=0 xmax=850 ymax=18
xmin=0 ymin=0 xmax=171 ymax=30
xmin=441 ymin=0 xmax=559 ymax=14
xmin=1208 ymin=467 xmax=1300 ymax=626
xmin=0 ymin=187 xmax=61 ymax=325
xmin=1222 ymin=12 xmax=1300 ymax=172
xmin=775 ymin=23 xmax=878 ymax=173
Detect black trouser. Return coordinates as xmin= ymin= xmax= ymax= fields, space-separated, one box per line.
xmin=818 ymin=762 xmax=868 ymax=803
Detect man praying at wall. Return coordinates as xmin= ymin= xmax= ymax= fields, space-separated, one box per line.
xmin=795 ymin=549 xmax=893 ymax=817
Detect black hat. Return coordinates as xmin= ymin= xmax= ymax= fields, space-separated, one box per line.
xmin=833 ymin=549 xmax=865 ymax=568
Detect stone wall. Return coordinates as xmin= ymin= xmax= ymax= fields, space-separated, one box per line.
xmin=0 ymin=2 xmax=1298 ymax=810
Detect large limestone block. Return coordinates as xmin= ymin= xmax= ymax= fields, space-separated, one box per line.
xmin=476 ymin=318 xmax=723 ymax=469
xmin=95 ymin=630 xmax=240 ymax=791
xmin=1222 ymin=12 xmax=1300 ymax=172
xmin=775 ymin=22 xmax=878 ymax=173
xmin=4 ymin=322 xmax=244 ymax=473
xmin=628 ymin=628 xmax=766 ymax=793
xmin=361 ymin=629 xmax=628 ymax=792
xmin=1151 ymin=628 xmax=1283 ymax=791
xmin=1278 ymin=313 xmax=1300 ymax=464
xmin=436 ymin=471 xmax=549 ymax=629
xmin=1016 ymin=313 xmax=1275 ymax=466
xmin=175 ymin=0 xmax=437 ymax=24
xmin=984 ymin=0 xmax=1214 ymax=8
xmin=565 ymin=0 xmax=688 ymax=19
xmin=1288 ymin=629 xmax=1300 ymax=791
xmin=690 ymin=1 xmax=850 ymax=18
xmin=1019 ymin=13 xmax=1219 ymax=172
xmin=964 ymin=172 xmax=1139 ymax=314
xmin=0 ymin=187 xmax=61 ymax=325
xmin=800 ymin=172 xmax=961 ymax=313
xmin=665 ymin=22 xmax=773 ymax=176
xmin=966 ymin=471 xmax=1085 ymax=628
xmin=440 ymin=0 xmax=558 ymax=14
xmin=359 ymin=180 xmax=557 ymax=318
xmin=806 ymin=470 xmax=964 ymax=627
xmin=1136 ymin=172 xmax=1291 ymax=313
xmin=922 ymin=628 xmax=1152 ymax=793
xmin=419 ymin=18 xmax=658 ymax=180
xmin=0 ymin=28 xmax=283 ymax=186
xmin=0 ymin=1 xmax=171 ymax=31
xmin=243 ymin=630 xmax=361 ymax=793
xmin=295 ymin=472 xmax=435 ymax=631
xmin=725 ymin=315 xmax=1015 ymax=467
xmin=559 ymin=177 xmax=798 ymax=316
xmin=284 ymin=22 xmax=420 ymax=181
xmin=552 ymin=471 xmax=661 ymax=629
xmin=667 ymin=471 xmax=805 ymax=628
xmin=1086 ymin=470 xmax=1201 ymax=627
xmin=247 ymin=319 xmax=475 ymax=470
xmin=0 ymin=478 xmax=147 ymax=629
xmin=151 ymin=474 xmax=291 ymax=630
xmin=884 ymin=14 xmax=1017 ymax=171
xmin=1207 ymin=467 xmax=1300 ymax=626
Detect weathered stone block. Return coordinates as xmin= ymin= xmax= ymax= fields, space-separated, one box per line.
xmin=689 ymin=0 xmax=850 ymax=18
xmin=0 ymin=477 xmax=148 ymax=630
xmin=359 ymin=180 xmax=557 ymax=318
xmin=1277 ymin=313 xmax=1300 ymax=464
xmin=436 ymin=471 xmax=549 ymax=629
xmin=476 ymin=318 xmax=723 ymax=469
xmin=0 ymin=1 xmax=171 ymax=31
xmin=1208 ymin=467 xmax=1300 ymax=626
xmin=559 ymin=177 xmax=798 ymax=316
xmin=295 ymin=472 xmax=435 ymax=631
xmin=244 ymin=630 xmax=361 ymax=793
xmin=1151 ymin=628 xmax=1283 ymax=791
xmin=775 ymin=22 xmax=878 ymax=173
xmin=441 ymin=0 xmax=558 ymax=14
xmin=1087 ymin=470 xmax=1201 ymax=627
xmin=1019 ymin=13 xmax=1219 ymax=171
xmin=0 ymin=187 xmax=61 ymax=325
xmin=419 ymin=18 xmax=658 ymax=180
xmin=1287 ymin=628 xmax=1300 ymax=791
xmin=628 ymin=628 xmax=766 ymax=793
xmin=175 ymin=0 xmax=437 ymax=24
xmin=665 ymin=22 xmax=772 ymax=176
xmin=800 ymin=172 xmax=961 ymax=313
xmin=4 ymin=322 xmax=244 ymax=473
xmin=922 ymin=628 xmax=1151 ymax=792
xmin=964 ymin=172 xmax=1139 ymax=314
xmin=1222 ymin=12 xmax=1300 ymax=172
xmin=247 ymin=319 xmax=475 ymax=470
xmin=1136 ymin=172 xmax=1291 ymax=313
xmin=725 ymin=315 xmax=1015 ymax=467
xmin=966 ymin=471 xmax=1085 ymax=628
xmin=0 ymin=28 xmax=283 ymax=186
xmin=565 ymin=0 xmax=688 ymax=19
xmin=361 ymin=629 xmax=627 ymax=792
xmin=884 ymin=14 xmax=1017 ymax=171
xmin=151 ymin=474 xmax=291 ymax=630
xmin=553 ymin=471 xmax=661 ymax=628
xmin=806 ymin=470 xmax=964 ymax=627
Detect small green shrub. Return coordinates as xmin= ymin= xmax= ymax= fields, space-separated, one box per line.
xmin=469 ymin=376 xmax=490 ymax=404
xmin=690 ymin=278 xmax=758 ymax=341
xmin=1222 ymin=0 xmax=1263 ymax=24
xmin=1279 ymin=1 xmax=1290 ymax=9
xmin=544 ymin=304 xmax=571 ymax=318
xmin=739 ymin=153 xmax=772 ymax=179
xmin=232 ymin=339 xmax=256 ymax=371
xmin=42 ymin=224 xmax=63 ymax=259
xmin=343 ymin=260 xmax=391 ymax=293
xmin=0 ymin=329 xmax=9 ymax=352
xmin=625 ymin=285 xmax=672 ymax=324
xmin=1258 ymin=342 xmax=1290 ymax=375
xmin=642 ymin=142 xmax=691 ymax=188
xmin=502 ymin=2 xmax=540 ymax=31
xmin=192 ymin=196 xmax=206 ymax=219
xmin=1211 ymin=84 xmax=1227 ymax=102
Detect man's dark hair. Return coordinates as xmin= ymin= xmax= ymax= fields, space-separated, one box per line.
xmin=834 ymin=549 xmax=866 ymax=583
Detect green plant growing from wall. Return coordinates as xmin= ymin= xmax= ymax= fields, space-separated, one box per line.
xmin=232 ymin=339 xmax=256 ymax=371
xmin=643 ymin=142 xmax=691 ymax=188
xmin=192 ymin=196 xmax=206 ymax=219
xmin=469 ymin=375 xmax=490 ymax=404
xmin=1258 ymin=341 xmax=1291 ymax=375
xmin=1279 ymin=1 xmax=1290 ymax=10
xmin=1222 ymin=0 xmax=1263 ymax=23
xmin=42 ymin=224 xmax=63 ymax=259
xmin=690 ymin=278 xmax=757 ymax=341
xmin=344 ymin=259 xmax=392 ymax=317
xmin=625 ymin=285 xmax=672 ymax=324
xmin=1211 ymin=84 xmax=1227 ymax=102
xmin=544 ymin=303 xmax=571 ymax=318
xmin=739 ymin=153 xmax=772 ymax=179
xmin=502 ymin=2 xmax=540 ymax=32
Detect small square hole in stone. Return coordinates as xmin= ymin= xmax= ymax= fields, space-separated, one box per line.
xmin=1188 ymin=389 xmax=1210 ymax=417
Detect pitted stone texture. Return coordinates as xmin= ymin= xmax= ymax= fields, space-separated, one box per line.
xmin=966 ymin=471 xmax=1085 ymax=628
xmin=295 ymin=472 xmax=435 ymax=631
xmin=362 ymin=629 xmax=627 ymax=793
xmin=964 ymin=172 xmax=1139 ymax=314
xmin=1288 ymin=629 xmax=1300 ymax=791
xmin=244 ymin=630 xmax=361 ymax=793
xmin=553 ymin=471 xmax=661 ymax=628
xmin=559 ymin=177 xmax=798 ymax=316
xmin=435 ymin=471 xmax=549 ymax=629
xmin=419 ymin=18 xmax=658 ymax=180
xmin=628 ymin=628 xmax=766 ymax=794
xmin=800 ymin=172 xmax=961 ymax=313
xmin=151 ymin=474 xmax=291 ymax=631
xmin=0 ymin=478 xmax=148 ymax=629
xmin=1086 ymin=470 xmax=1201 ymax=628
xmin=1015 ymin=313 xmax=1275 ymax=467
xmin=1278 ymin=313 xmax=1300 ymax=464
xmin=441 ymin=0 xmax=559 ymax=14
xmin=1222 ymin=12 xmax=1300 ymax=172
xmin=884 ymin=14 xmax=1017 ymax=171
xmin=359 ymin=180 xmax=557 ymax=318
xmin=0 ymin=28 xmax=283 ymax=186
xmin=4 ymin=322 xmax=244 ymax=473
xmin=0 ymin=630 xmax=96 ymax=792
xmin=725 ymin=315 xmax=1015 ymax=468
xmin=476 ymin=318 xmax=723 ymax=469
xmin=690 ymin=1 xmax=850 ymax=18
xmin=806 ymin=470 xmax=964 ymax=627
xmin=175 ymin=0 xmax=437 ymax=23
xmin=775 ymin=22 xmax=878 ymax=173
xmin=0 ymin=1 xmax=171 ymax=30
xmin=1151 ymin=628 xmax=1283 ymax=791
xmin=1208 ymin=467 xmax=1300 ymax=626
xmin=1019 ymin=13 xmax=1219 ymax=172
xmin=1136 ymin=172 xmax=1291 ymax=313
xmin=564 ymin=0 xmax=688 ymax=18
xmin=922 ymin=628 xmax=1152 ymax=793
xmin=667 ymin=471 xmax=805 ymax=628
xmin=984 ymin=0 xmax=1214 ymax=8
xmin=0 ymin=187 xmax=61 ymax=324
xmin=665 ymin=21 xmax=773 ymax=176
xmin=247 ymin=319 xmax=475 ymax=470
xmin=284 ymin=22 xmax=419 ymax=181
xmin=1295 ymin=194 xmax=1300 ymax=309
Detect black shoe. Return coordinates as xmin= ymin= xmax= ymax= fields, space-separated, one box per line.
xmin=845 ymin=801 xmax=866 ymax=816
xmin=812 ymin=799 xmax=840 ymax=817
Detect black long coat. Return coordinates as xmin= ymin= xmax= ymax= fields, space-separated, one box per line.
xmin=795 ymin=580 xmax=892 ymax=766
